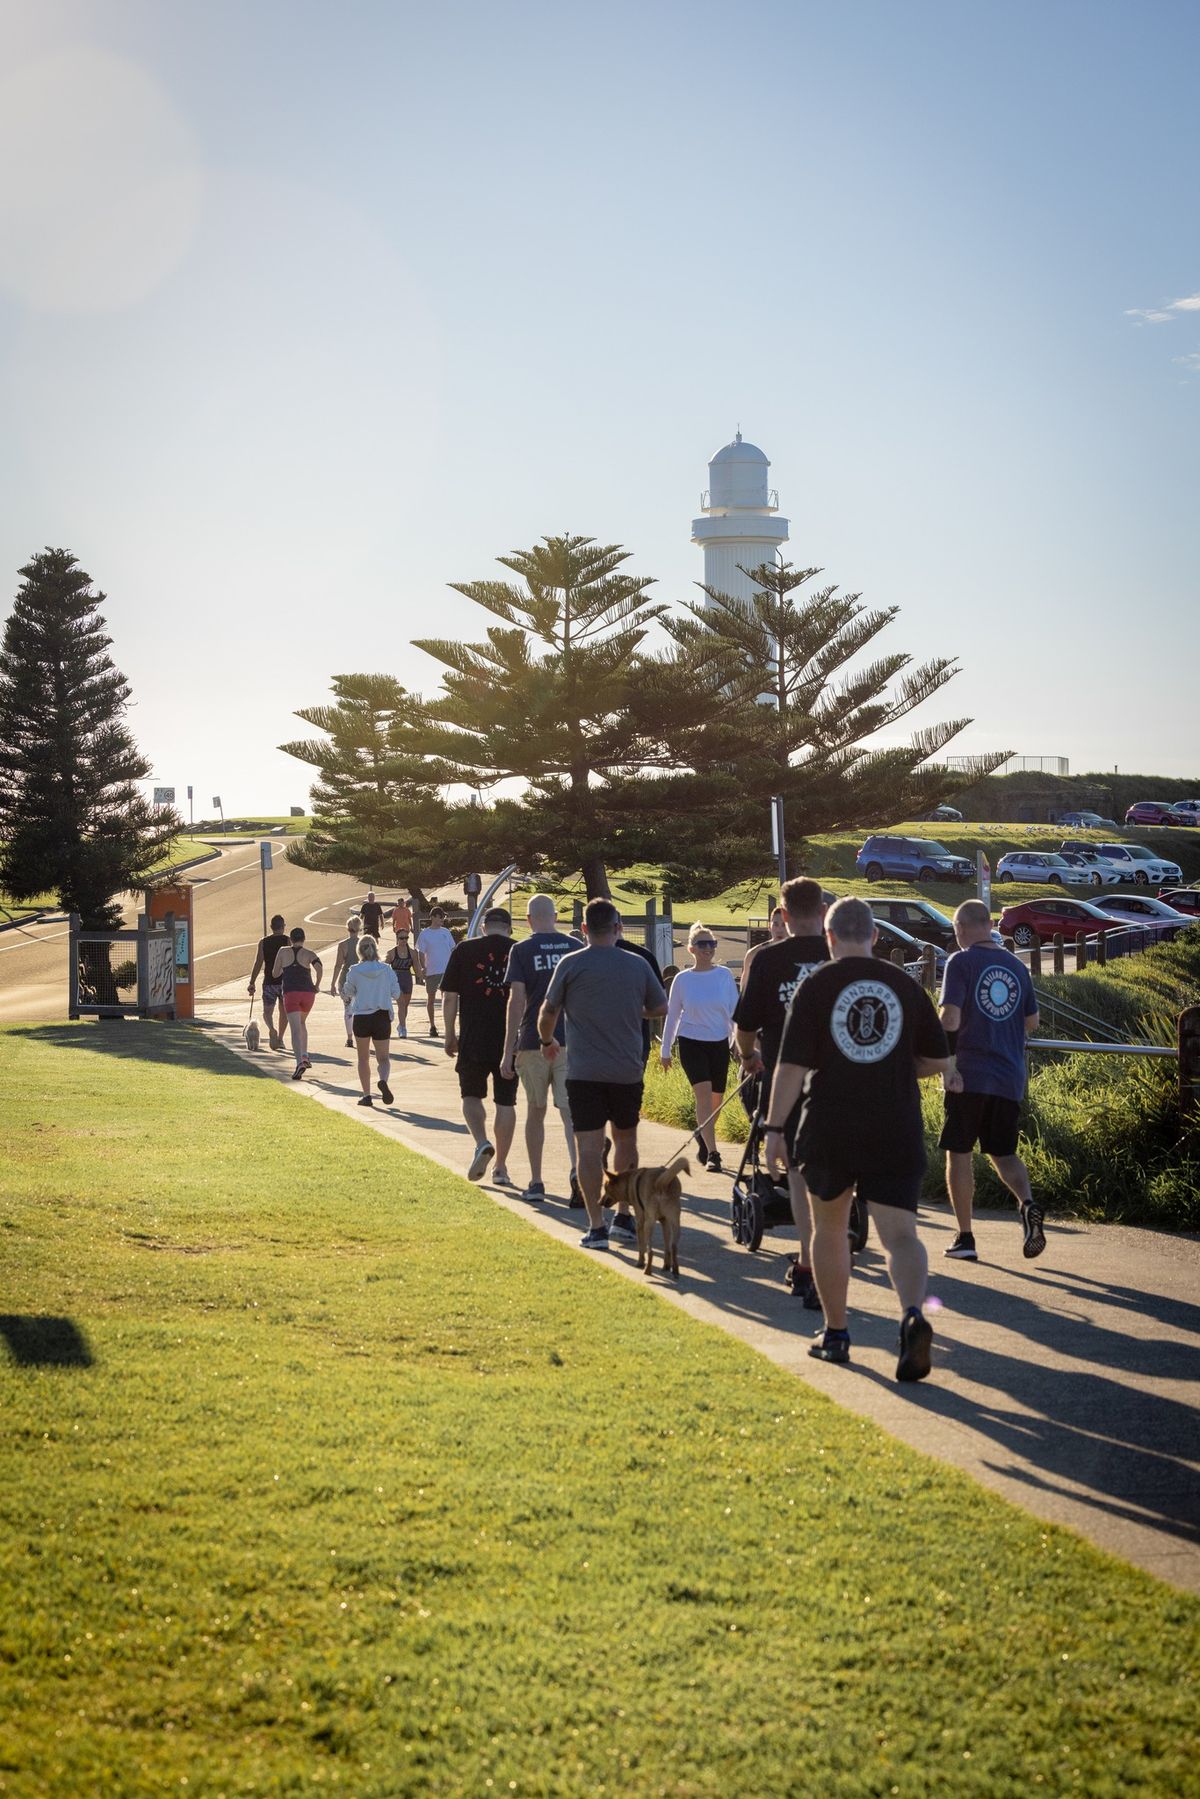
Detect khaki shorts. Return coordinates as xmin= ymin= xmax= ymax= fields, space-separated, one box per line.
xmin=516 ymin=1047 xmax=570 ymax=1110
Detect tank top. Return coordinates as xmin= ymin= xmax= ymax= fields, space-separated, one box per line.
xmin=280 ymin=949 xmax=315 ymax=994
xmin=389 ymin=944 xmax=414 ymax=976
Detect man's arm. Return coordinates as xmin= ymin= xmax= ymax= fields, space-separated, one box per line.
xmin=915 ymin=1054 xmax=953 ymax=1080
xmin=1024 ymin=1009 xmax=1040 ymax=1036
xmin=501 ymin=979 xmax=527 ymax=1076
xmin=764 ymin=1062 xmax=808 ymax=1174
xmin=537 ymin=999 xmax=562 ymax=1060
xmin=441 ymin=989 xmax=459 ymax=1057
xmin=247 ymin=945 xmax=264 ymax=992
xmin=330 ymin=944 xmax=346 ymax=993
xmin=310 ymin=954 xmax=323 ymax=985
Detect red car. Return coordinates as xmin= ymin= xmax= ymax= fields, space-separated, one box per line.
xmin=1124 ymin=800 xmax=1192 ymax=827
xmin=1159 ymin=888 xmax=1200 ymax=916
xmin=996 ymin=896 xmax=1134 ymax=948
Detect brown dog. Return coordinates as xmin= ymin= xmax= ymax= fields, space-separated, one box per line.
xmin=603 ymin=1159 xmax=688 ymax=1279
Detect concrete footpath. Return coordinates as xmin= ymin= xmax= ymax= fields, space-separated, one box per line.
xmin=201 ymin=973 xmax=1200 ymax=1594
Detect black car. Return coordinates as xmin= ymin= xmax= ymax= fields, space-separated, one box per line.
xmin=872 ymin=917 xmax=949 ymax=978
xmin=869 ymin=898 xmax=957 ymax=952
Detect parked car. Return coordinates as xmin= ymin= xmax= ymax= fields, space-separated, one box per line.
xmin=1056 ymin=842 xmax=1126 ymax=885
xmin=1096 ymin=842 xmax=1183 ymax=887
xmin=871 ymin=916 xmax=949 ymax=977
xmin=855 ymin=835 xmax=974 ymax=883
xmin=996 ymin=896 xmax=1135 ymax=949
xmin=994 ymin=850 xmax=1096 ymax=888
xmin=1088 ymin=894 xmax=1191 ymax=938
xmin=1173 ymin=800 xmax=1200 ymax=819
xmin=869 ymin=898 xmax=957 ymax=951
xmin=1158 ymin=887 xmax=1200 ymax=915
xmin=1124 ymin=800 xmax=1193 ymax=827
xmin=917 ymin=804 xmax=963 ymax=822
xmin=1058 ymin=810 xmax=1118 ymax=830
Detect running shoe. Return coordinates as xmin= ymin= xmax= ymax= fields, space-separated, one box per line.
xmin=785 ymin=1260 xmax=822 ymax=1311
xmin=429 ymin=1027 xmax=440 ymax=1040
xmin=398 ymin=1025 xmax=407 ymax=1038
xmin=492 ymin=1169 xmax=514 ymax=1188
xmin=467 ymin=1141 xmax=494 ymax=1182
xmin=609 ymin=1213 xmax=637 ymax=1246
xmin=693 ymin=1133 xmax=710 ymax=1168
xmin=377 ymin=1078 xmax=394 ymax=1105
xmin=896 ymin=1308 xmax=933 ymax=1383
xmin=301 ymin=1056 xmax=313 ymax=1070
xmin=707 ymin=1151 xmax=723 ymax=1175
xmin=944 ymin=1232 xmax=978 ymax=1260
xmin=568 ymin=1169 xmax=585 ymax=1209
xmin=357 ymin=1095 xmax=373 ymax=1107
xmin=1021 ymin=1203 xmax=1046 ymax=1260
xmin=579 ymin=1226 xmax=610 ymax=1251
xmin=521 ymin=1181 xmax=546 ymax=1204
xmin=269 ymin=1028 xmax=281 ymax=1051
xmin=292 ymin=1066 xmax=304 ymax=1081
xmin=808 ymin=1328 xmax=850 ymax=1365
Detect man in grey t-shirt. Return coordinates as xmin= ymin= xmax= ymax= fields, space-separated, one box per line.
xmin=539 ymin=898 xmax=668 ymax=1251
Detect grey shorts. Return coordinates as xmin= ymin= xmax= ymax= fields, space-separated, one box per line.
xmin=262 ymin=981 xmax=283 ymax=1008
xmin=424 ymin=974 xmax=443 ymax=996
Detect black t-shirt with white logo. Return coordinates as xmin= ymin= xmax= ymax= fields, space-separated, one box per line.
xmin=259 ymin=932 xmax=290 ymax=986
xmin=733 ymin=935 xmax=830 ymax=1070
xmin=440 ymin=936 xmax=511 ymax=1066
xmin=778 ymin=955 xmax=947 ymax=1173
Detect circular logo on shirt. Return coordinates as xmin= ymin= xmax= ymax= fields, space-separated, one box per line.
xmin=830 ymin=980 xmax=903 ymax=1064
xmin=975 ymin=964 xmax=1021 ymax=1022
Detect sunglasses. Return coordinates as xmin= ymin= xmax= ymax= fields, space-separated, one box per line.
xmin=692 ymin=938 xmax=718 ymax=950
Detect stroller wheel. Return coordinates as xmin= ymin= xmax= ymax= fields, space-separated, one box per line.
xmin=848 ymin=1193 xmax=869 ymax=1256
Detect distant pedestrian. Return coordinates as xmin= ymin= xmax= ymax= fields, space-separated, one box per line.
xmin=441 ymin=907 xmax=517 ymax=1184
xmin=360 ymin=891 xmax=385 ymax=938
xmin=342 ymin=934 xmax=400 ymax=1107
xmin=539 ymin=899 xmax=668 ymax=1252
xmin=733 ymin=878 xmax=830 ymax=1306
xmin=501 ymin=894 xmax=579 ymax=1204
xmin=391 ymin=896 xmax=413 ymax=937
xmin=330 ymin=915 xmax=362 ymax=1047
xmin=938 ymin=899 xmax=1045 ymax=1261
xmin=660 ymin=922 xmax=739 ymax=1175
xmin=387 ymin=929 xmax=417 ymax=1038
xmin=766 ymin=896 xmax=950 ymax=1381
xmin=416 ymin=907 xmax=456 ymax=1038
xmin=247 ymin=912 xmax=289 ymax=1050
xmin=272 ymin=928 xmax=323 ymax=1079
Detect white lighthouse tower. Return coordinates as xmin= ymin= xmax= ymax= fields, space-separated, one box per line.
xmin=691 ymin=432 xmax=789 ymax=606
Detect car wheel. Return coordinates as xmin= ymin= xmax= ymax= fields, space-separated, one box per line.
xmin=1013 ymin=924 xmax=1038 ymax=948
xmin=1090 ymin=872 xmax=1102 ymax=887
xmin=1048 ymin=874 xmax=1063 ymax=885
xmin=865 ymin=863 xmax=883 ymax=882
xmin=918 ymin=867 xmax=936 ymax=882
xmin=997 ymin=871 xmax=1013 ymax=883
xmin=1135 ymin=871 xmax=1149 ymax=886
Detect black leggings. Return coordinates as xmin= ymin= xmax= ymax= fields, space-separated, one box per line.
xmin=677 ymin=1035 xmax=731 ymax=1093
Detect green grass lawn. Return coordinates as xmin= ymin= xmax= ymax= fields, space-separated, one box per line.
xmin=1 ymin=1023 xmax=1197 ymax=1798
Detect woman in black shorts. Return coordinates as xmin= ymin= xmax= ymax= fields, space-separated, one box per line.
xmin=659 ymin=923 xmax=740 ymax=1173
xmin=341 ymin=935 xmax=401 ymax=1107
xmin=387 ymin=930 xmax=417 ymax=1039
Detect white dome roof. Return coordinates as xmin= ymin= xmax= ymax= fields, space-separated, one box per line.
xmin=710 ymin=432 xmax=768 ymax=465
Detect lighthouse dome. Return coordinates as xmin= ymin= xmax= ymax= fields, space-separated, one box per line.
xmin=707 ymin=432 xmax=771 ymax=509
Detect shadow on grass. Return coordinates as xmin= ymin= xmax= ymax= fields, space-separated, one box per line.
xmin=8 ymin=1021 xmax=270 ymax=1080
xmin=0 ymin=1315 xmax=94 ymax=1367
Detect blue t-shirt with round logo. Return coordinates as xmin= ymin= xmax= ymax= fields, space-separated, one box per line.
xmin=940 ymin=943 xmax=1037 ymax=1101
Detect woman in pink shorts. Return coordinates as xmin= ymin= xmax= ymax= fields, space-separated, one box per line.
xmin=273 ymin=928 xmax=323 ymax=1079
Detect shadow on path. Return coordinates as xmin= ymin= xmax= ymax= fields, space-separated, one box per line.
xmin=10 ymin=1021 xmax=272 ymax=1080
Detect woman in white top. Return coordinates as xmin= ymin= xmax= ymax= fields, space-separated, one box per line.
xmin=329 ymin=915 xmax=362 ymax=1048
xmin=341 ymin=935 xmax=401 ymax=1108
xmin=659 ymin=922 xmax=740 ymax=1174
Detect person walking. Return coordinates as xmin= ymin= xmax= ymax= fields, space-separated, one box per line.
xmin=390 ymin=896 xmax=413 ymax=938
xmin=938 ymin=898 xmax=1045 ymax=1261
xmin=660 ymin=923 xmax=739 ymax=1175
xmin=360 ymin=892 xmax=385 ymax=939
xmin=416 ymin=907 xmax=456 ymax=1038
xmin=733 ymin=878 xmax=830 ymax=1307
xmin=500 ymin=894 xmax=579 ymax=1204
xmin=247 ymin=913 xmax=290 ymax=1050
xmin=271 ymin=928 xmax=323 ymax=1079
xmin=538 ymin=899 xmax=668 ymax=1252
xmin=342 ymin=934 xmax=400 ymax=1106
xmin=765 ymin=896 xmax=950 ymax=1381
xmin=387 ymin=929 xmax=418 ymax=1038
xmin=440 ymin=907 xmax=517 ymax=1184
xmin=330 ymin=915 xmax=362 ymax=1047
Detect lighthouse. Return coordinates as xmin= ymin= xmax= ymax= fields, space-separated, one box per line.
xmin=691 ymin=432 xmax=789 ymax=606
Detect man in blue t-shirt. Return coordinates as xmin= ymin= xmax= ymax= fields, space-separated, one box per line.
xmin=501 ymin=894 xmax=580 ymax=1205
xmin=939 ymin=899 xmax=1045 ymax=1263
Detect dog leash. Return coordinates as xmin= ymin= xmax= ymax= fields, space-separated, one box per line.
xmin=661 ymin=1072 xmax=756 ymax=1169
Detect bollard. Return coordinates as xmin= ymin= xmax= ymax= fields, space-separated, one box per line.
xmin=1003 ymin=935 xmax=1016 ymax=953
xmin=1030 ymin=943 xmax=1042 ymax=977
xmin=1179 ymin=1006 xmax=1200 ymax=1137
xmin=1076 ymin=930 xmax=1088 ymax=971
xmin=572 ymin=898 xmax=583 ymax=931
xmin=921 ymin=942 xmax=938 ymax=992
xmin=891 ymin=948 xmax=906 ymax=968
xmin=1096 ymin=930 xmax=1107 ymax=967
xmin=1053 ymin=932 xmax=1065 ymax=975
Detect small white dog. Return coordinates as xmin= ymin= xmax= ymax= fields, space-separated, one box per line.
xmin=243 ymin=1020 xmax=262 ymax=1051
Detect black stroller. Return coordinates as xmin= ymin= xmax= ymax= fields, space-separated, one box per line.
xmin=730 ymin=1106 xmax=869 ymax=1259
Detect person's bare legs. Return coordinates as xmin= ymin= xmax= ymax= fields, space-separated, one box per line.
xmin=525 ymin=1102 xmax=548 ymax=1183
xmin=868 ymin=1202 xmax=928 ymax=1314
xmin=426 ymin=983 xmax=438 ymax=1034
xmin=342 ymin=999 xmax=354 ymax=1047
xmin=462 ymin=1095 xmax=489 ymax=1149
xmin=809 ymin=1190 xmax=854 ymax=1328
xmin=786 ymin=1167 xmax=813 ymax=1265
xmin=493 ymin=1104 xmax=516 ymax=1176
xmin=990 ymin=1152 xmax=1033 ymax=1209
xmin=691 ymin=1080 xmax=716 ymax=1154
xmin=287 ymin=1008 xmax=308 ymax=1065
xmin=945 ymin=1150 xmax=975 ymax=1233
xmin=611 ymin=1123 xmax=639 ymax=1220
xmin=355 ymin=1036 xmax=372 ymax=1096
xmin=396 ymin=993 xmax=410 ymax=1036
xmin=575 ymin=1127 xmax=606 ymax=1229
xmin=375 ymin=1039 xmax=392 ymax=1096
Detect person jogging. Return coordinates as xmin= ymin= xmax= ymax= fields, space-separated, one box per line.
xmin=733 ymin=878 xmax=830 ymax=1308
xmin=765 ymin=896 xmax=950 ymax=1381
xmin=500 ymin=894 xmax=579 ymax=1204
xmin=271 ymin=928 xmax=323 ymax=1079
xmin=416 ymin=907 xmax=455 ymax=1038
xmin=330 ymin=915 xmax=362 ymax=1047
xmin=539 ymin=898 xmax=668 ymax=1252
xmin=247 ymin=913 xmax=290 ymax=1050
xmin=441 ymin=907 xmax=517 ymax=1184
xmin=386 ymin=929 xmax=418 ymax=1038
xmin=342 ymin=934 xmax=400 ymax=1106
xmin=660 ymin=922 xmax=739 ymax=1175
xmin=390 ymin=896 xmax=413 ymax=937
xmin=938 ymin=898 xmax=1045 ymax=1261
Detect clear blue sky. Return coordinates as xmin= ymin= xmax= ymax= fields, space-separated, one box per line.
xmin=1 ymin=0 xmax=1197 ymax=815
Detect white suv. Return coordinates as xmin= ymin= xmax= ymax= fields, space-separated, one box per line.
xmin=995 ymin=851 xmax=1095 ymax=888
xmin=1096 ymin=843 xmax=1184 ymax=887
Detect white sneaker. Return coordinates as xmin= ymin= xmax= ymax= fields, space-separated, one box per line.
xmin=467 ymin=1141 xmax=494 ymax=1181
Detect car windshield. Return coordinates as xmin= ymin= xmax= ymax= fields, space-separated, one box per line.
xmin=911 ymin=841 xmax=951 ymax=857
xmin=1122 ymin=846 xmax=1159 ymax=862
xmin=1042 ymin=855 xmax=1069 ymax=868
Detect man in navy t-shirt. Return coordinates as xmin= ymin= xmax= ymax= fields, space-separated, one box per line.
xmin=938 ymin=899 xmax=1045 ymax=1263
xmin=501 ymin=895 xmax=580 ymax=1205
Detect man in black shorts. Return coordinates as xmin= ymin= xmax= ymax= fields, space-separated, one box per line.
xmin=766 ymin=896 xmax=950 ymax=1381
xmin=734 ymin=877 xmax=830 ymax=1308
xmin=247 ymin=913 xmax=289 ymax=1050
xmin=360 ymin=891 xmax=385 ymax=939
xmin=539 ymin=899 xmax=668 ymax=1252
xmin=938 ymin=899 xmax=1045 ymax=1261
xmin=440 ymin=907 xmax=517 ymax=1186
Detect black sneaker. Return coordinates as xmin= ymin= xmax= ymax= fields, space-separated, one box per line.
xmin=357 ymin=1095 xmax=373 ymax=1107
xmin=945 ymin=1232 xmax=977 ymax=1260
xmin=809 ymin=1328 xmax=850 ymax=1365
xmin=1021 ymin=1203 xmax=1046 ymax=1260
xmin=707 ymin=1151 xmax=723 ymax=1175
xmin=377 ymin=1078 xmax=394 ymax=1105
xmin=609 ymin=1213 xmax=638 ymax=1246
xmin=785 ymin=1259 xmax=822 ymax=1311
xmin=693 ymin=1132 xmax=710 ymax=1168
xmin=896 ymin=1308 xmax=933 ymax=1383
xmin=521 ymin=1181 xmax=546 ymax=1204
xmin=568 ymin=1169 xmax=585 ymax=1209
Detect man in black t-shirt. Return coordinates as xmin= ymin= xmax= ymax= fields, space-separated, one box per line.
xmin=766 ymin=896 xmax=950 ymax=1382
xmin=360 ymin=892 xmax=385 ymax=938
xmin=247 ymin=913 xmax=290 ymax=1050
xmin=441 ymin=907 xmax=517 ymax=1186
xmin=733 ymin=878 xmax=830 ymax=1306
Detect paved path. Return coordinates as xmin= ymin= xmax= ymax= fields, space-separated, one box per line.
xmin=198 ymin=971 xmax=1200 ymax=1592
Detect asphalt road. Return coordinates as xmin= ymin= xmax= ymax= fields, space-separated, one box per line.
xmin=0 ymin=841 xmax=365 ymax=1023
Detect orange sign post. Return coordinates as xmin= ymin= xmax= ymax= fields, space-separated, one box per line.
xmin=146 ymin=883 xmax=195 ymax=1020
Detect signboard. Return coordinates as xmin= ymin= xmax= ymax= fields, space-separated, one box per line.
xmin=174 ymin=920 xmax=190 ymax=984
xmin=145 ymin=934 xmax=175 ymax=1010
xmin=212 ymin=795 xmax=221 ymax=809
xmin=187 ymin=785 xmax=193 ymax=800
xmin=653 ymin=918 xmax=675 ymax=971
xmin=153 ymin=786 xmax=175 ymax=805
xmin=260 ymin=842 xmax=273 ymax=870
xmin=977 ymin=850 xmax=992 ymax=909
